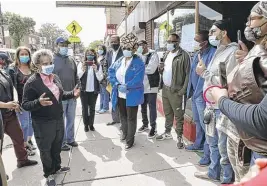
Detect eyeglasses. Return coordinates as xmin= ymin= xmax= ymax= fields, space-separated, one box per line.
xmin=247 ymin=15 xmax=263 ymax=25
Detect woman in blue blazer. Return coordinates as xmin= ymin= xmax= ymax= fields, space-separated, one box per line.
xmin=108 ymin=33 xmax=145 ymax=150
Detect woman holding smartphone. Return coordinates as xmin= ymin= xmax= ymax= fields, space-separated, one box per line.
xmin=78 ymin=49 xmax=104 ymax=132
xmin=9 ymin=46 xmax=36 ymax=156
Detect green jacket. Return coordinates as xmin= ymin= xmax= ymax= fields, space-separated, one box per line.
xmin=160 ymin=48 xmax=191 ymax=95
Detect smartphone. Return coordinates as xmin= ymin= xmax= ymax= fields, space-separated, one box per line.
xmin=237 ymin=30 xmax=241 ymax=42
xmin=219 ymin=62 xmax=228 ymax=89
xmin=86 ymin=61 xmax=94 ymax=66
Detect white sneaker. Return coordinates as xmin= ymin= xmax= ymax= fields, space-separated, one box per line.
xmin=156 ymin=132 xmax=173 ymax=140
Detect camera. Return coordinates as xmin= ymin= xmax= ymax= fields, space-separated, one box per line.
xmin=203 ymin=108 xmax=213 ymax=125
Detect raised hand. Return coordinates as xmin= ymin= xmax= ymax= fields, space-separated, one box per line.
xmin=196 ymin=54 xmax=206 ymax=75
xmin=39 ymin=93 xmax=53 ymax=106
xmin=235 ymin=40 xmax=249 ymax=63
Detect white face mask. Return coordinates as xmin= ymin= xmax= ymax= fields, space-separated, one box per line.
xmin=123 ymin=50 xmax=132 ymax=58
xmin=41 ymin=64 xmax=54 ymax=76
xmin=166 ymin=43 xmax=175 ymax=51
xmin=209 ymin=36 xmax=220 ymax=47
xmin=194 ymin=41 xmax=201 ymax=51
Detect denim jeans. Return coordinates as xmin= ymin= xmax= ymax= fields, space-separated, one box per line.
xmin=218 ymin=131 xmax=234 ymax=183
xmin=17 ymin=110 xmax=33 ymax=142
xmin=206 ymin=109 xmax=221 ymax=180
xmin=100 ymin=84 xmax=109 ymax=111
xmin=250 ymin=151 xmax=267 ymax=166
xmin=62 ymin=99 xmax=77 ymax=144
xmin=192 ymin=95 xmax=210 ymax=159
xmin=141 ymin=93 xmax=157 ymax=129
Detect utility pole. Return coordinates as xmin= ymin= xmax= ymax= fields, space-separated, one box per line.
xmin=0 ymin=2 xmax=5 ymax=46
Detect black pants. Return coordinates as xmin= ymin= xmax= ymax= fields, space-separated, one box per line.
xmin=80 ymin=91 xmax=98 ymax=127
xmin=118 ymin=98 xmax=138 ymax=145
xmin=32 ymin=118 xmax=64 ymax=178
xmin=141 ymin=93 xmax=157 ymax=129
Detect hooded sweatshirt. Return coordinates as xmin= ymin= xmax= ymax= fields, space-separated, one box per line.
xmin=202 ymin=42 xmax=239 ymax=109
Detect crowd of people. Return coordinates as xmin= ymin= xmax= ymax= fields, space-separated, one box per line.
xmin=0 ymin=1 xmax=267 ymax=186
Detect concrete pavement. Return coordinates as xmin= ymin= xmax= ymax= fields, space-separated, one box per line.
xmin=3 ymin=99 xmax=219 ymax=186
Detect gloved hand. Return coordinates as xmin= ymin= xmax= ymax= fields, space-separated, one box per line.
xmin=118 ymin=84 xmax=127 ymax=93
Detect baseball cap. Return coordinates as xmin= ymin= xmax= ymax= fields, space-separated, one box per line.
xmin=56 ymin=37 xmax=70 ymax=44
xmin=0 ymin=53 xmax=9 ymax=60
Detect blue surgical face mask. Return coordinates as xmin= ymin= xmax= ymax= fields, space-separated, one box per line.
xmin=59 ymin=47 xmax=68 ymax=56
xmin=123 ymin=50 xmax=132 ymax=58
xmin=209 ymin=35 xmax=220 ymax=47
xmin=87 ymin=55 xmax=95 ymax=61
xmin=98 ymin=50 xmax=104 ymax=56
xmin=19 ymin=56 xmax=30 ymax=63
xmin=166 ymin=43 xmax=175 ymax=51
xmin=41 ymin=64 xmax=54 ymax=76
xmin=137 ymin=46 xmax=143 ymax=54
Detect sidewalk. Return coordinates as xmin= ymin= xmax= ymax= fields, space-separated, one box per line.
xmin=3 ymin=99 xmax=219 ymax=186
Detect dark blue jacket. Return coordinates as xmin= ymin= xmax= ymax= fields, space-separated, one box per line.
xmin=187 ymin=47 xmax=216 ymax=99
xmin=108 ymin=55 xmax=145 ymax=110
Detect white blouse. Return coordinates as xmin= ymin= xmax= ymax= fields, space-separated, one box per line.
xmin=115 ymin=57 xmax=132 ymax=99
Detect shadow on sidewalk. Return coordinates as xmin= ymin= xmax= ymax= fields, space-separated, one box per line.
xmin=125 ymin=135 xmax=192 ymax=186
xmin=80 ymin=131 xmax=122 ymax=162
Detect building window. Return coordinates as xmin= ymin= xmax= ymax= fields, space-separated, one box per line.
xmin=153 ymin=12 xmax=168 ymax=51
xmin=169 ymin=2 xmax=195 ymax=53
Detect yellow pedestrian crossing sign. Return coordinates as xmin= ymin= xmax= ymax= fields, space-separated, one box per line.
xmin=68 ymin=35 xmax=81 ymax=43
xmin=66 ymin=20 xmax=82 ymax=36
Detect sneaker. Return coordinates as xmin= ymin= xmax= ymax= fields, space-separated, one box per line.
xmin=46 ymin=175 xmax=56 ymax=186
xmin=56 ymin=166 xmax=70 ymax=174
xmin=67 ymin=141 xmax=78 ymax=147
xmin=17 ymin=159 xmax=38 ymax=168
xmin=177 ymin=137 xmax=184 ymax=149
xmin=84 ymin=125 xmax=89 ymax=132
xmin=185 ymin=144 xmax=202 ymax=152
xmin=138 ymin=125 xmax=149 ymax=133
xmin=198 ymin=157 xmax=211 ymax=167
xmin=26 ymin=146 xmax=35 ymax=156
xmin=148 ymin=128 xmax=157 ymax=139
xmin=194 ymin=171 xmax=220 ymax=182
xmin=156 ymin=132 xmax=172 ymax=140
xmin=28 ymin=140 xmax=37 ymax=150
xmin=90 ymin=126 xmax=95 ymax=131
xmin=98 ymin=109 xmax=108 ymax=114
xmin=61 ymin=144 xmax=70 ymax=151
xmin=125 ymin=143 xmax=134 ymax=150
xmin=106 ymin=121 xmax=118 ymax=126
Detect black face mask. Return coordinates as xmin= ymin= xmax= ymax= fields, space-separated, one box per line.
xmin=111 ymin=44 xmax=120 ymax=51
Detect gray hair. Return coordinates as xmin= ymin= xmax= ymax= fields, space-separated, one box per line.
xmin=31 ymin=49 xmax=53 ymax=72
